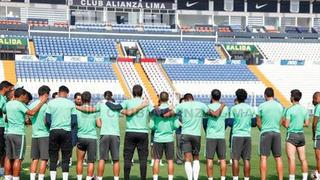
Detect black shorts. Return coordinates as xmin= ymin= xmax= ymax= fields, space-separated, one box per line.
xmin=314 ymin=135 xmax=320 ymax=149
xmin=153 ymin=142 xmax=174 ymax=160
xmin=286 ymin=132 xmax=305 ymax=147
xmin=206 ymin=139 xmax=226 ymax=160
xmin=231 ymin=136 xmax=251 ymax=161
xmin=31 ymin=137 xmax=49 ymax=160
xmin=0 ymin=127 xmax=5 ymax=157
xmin=77 ymin=138 xmax=97 ymax=163
xmin=181 ymin=134 xmax=201 ymax=156
xmin=150 ymin=130 xmax=155 ymax=145
xmin=5 ymin=134 xmax=26 ymax=160
xmin=260 ymin=132 xmax=281 ymax=157
xmin=99 ymin=135 xmax=120 ymax=161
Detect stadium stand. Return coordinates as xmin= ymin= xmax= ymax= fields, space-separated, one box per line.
xmin=139 ymin=40 xmax=220 ymax=59
xmin=15 ymin=61 xmax=124 ymax=103
xmin=258 ymin=64 xmax=320 ymax=109
xmin=33 ymin=36 xmax=118 ymax=57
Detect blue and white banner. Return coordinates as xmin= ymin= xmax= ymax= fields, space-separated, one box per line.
xmin=280 ymin=60 xmax=305 ymax=66
xmin=39 ymin=55 xmax=64 ymax=62
xmin=64 ymin=56 xmax=88 ymax=63
xmin=15 ymin=55 xmax=38 ymax=61
xmin=184 ymin=58 xmax=205 ymax=64
xmin=164 ymin=58 xmax=184 ymax=64
xmin=87 ymin=56 xmax=110 ymax=63
xmin=226 ymin=60 xmax=246 ymax=65
xmin=204 ymin=59 xmax=225 ymax=65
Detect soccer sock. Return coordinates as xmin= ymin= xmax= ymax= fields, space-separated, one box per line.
xmin=316 ymin=171 xmax=320 ymax=179
xmin=4 ymin=175 xmax=12 ymax=180
xmin=153 ymin=175 xmax=158 ymax=180
xmin=77 ymin=175 xmax=82 ymax=180
xmin=221 ymin=176 xmax=226 ymax=180
xmin=62 ymin=172 xmax=69 ymax=180
xmin=208 ymin=177 xmax=213 ymax=180
xmin=114 ymin=176 xmax=119 ymax=180
xmin=12 ymin=177 xmax=19 ymax=180
xmin=184 ymin=161 xmax=193 ymax=180
xmin=30 ymin=173 xmax=36 ymax=180
xmin=168 ymin=175 xmax=173 ymax=180
xmin=302 ymin=173 xmax=308 ymax=180
xmin=38 ymin=174 xmax=45 ymax=180
xmin=192 ymin=160 xmax=200 ymax=180
xmin=97 ymin=177 xmax=103 ymax=180
xmin=233 ymin=176 xmax=239 ymax=180
xmin=244 ymin=177 xmax=249 ymax=180
xmin=50 ymin=171 xmax=57 ymax=180
xmin=86 ymin=176 xmax=92 ymax=180
xmin=289 ymin=174 xmax=295 ymax=180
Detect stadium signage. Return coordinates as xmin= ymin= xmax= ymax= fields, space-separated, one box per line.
xmin=0 ymin=38 xmax=27 ymax=46
xmin=74 ymin=0 xmax=173 ymax=9
xmin=224 ymin=44 xmax=256 ymax=52
xmin=280 ymin=60 xmax=305 ymax=66
xmin=15 ymin=55 xmax=38 ymax=61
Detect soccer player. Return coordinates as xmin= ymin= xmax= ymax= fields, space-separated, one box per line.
xmin=206 ymin=89 xmax=229 ymax=180
xmin=75 ymin=91 xmax=98 ymax=180
xmin=121 ymin=85 xmax=153 ymax=180
xmin=45 ymin=85 xmax=77 ymax=180
xmin=71 ymin=92 xmax=82 ymax=166
xmin=313 ymin=92 xmax=320 ymax=179
xmin=150 ymin=92 xmax=180 ymax=180
xmin=30 ymin=85 xmax=51 ymax=180
xmin=175 ymin=98 xmax=184 ymax=165
xmin=256 ymin=87 xmax=284 ymax=180
xmin=230 ymin=89 xmax=255 ymax=180
xmin=0 ymin=81 xmax=13 ymax=175
xmin=74 ymin=92 xmax=82 ymax=106
xmin=5 ymin=88 xmax=47 ymax=180
xmin=164 ymin=93 xmax=225 ymax=180
xmin=282 ymin=89 xmax=309 ymax=180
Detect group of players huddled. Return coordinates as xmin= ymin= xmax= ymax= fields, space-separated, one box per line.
xmin=0 ymin=80 xmax=320 ymax=180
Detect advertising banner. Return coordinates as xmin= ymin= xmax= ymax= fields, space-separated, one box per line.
xmin=247 ymin=0 xmax=277 ymax=12
xmin=39 ymin=55 xmax=64 ymax=62
xmin=224 ymin=44 xmax=257 ymax=52
xmin=280 ymin=60 xmax=305 ymax=66
xmin=165 ymin=58 xmax=184 ymax=64
xmin=184 ymin=58 xmax=204 ymax=64
xmin=64 ymin=56 xmax=88 ymax=63
xmin=87 ymin=56 xmax=110 ymax=63
xmin=0 ymin=38 xmax=27 ymax=46
xmin=73 ymin=0 xmax=173 ymax=9
xmin=177 ymin=0 xmax=208 ymax=10
xmin=15 ymin=55 xmax=38 ymax=61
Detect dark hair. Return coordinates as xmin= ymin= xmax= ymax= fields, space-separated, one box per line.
xmin=159 ymin=91 xmax=169 ymax=102
xmin=52 ymin=92 xmax=58 ymax=99
xmin=132 ymin=85 xmax=143 ymax=97
xmin=59 ymin=86 xmax=69 ymax=94
xmin=183 ymin=93 xmax=194 ymax=101
xmin=235 ymin=89 xmax=247 ymax=103
xmin=81 ymin=91 xmax=91 ymax=104
xmin=38 ymin=85 xmax=51 ymax=96
xmin=104 ymin=91 xmax=113 ymax=101
xmin=264 ymin=87 xmax=274 ymax=98
xmin=14 ymin=88 xmax=28 ymax=98
xmin=291 ymin=89 xmax=302 ymax=102
xmin=211 ymin=89 xmax=221 ymax=101
xmin=27 ymin=92 xmax=33 ymax=101
xmin=0 ymin=81 xmax=13 ymax=90
xmin=74 ymin=92 xmax=81 ymax=99
xmin=179 ymin=98 xmax=184 ymax=104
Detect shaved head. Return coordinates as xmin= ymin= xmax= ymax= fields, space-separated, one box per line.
xmin=313 ymin=91 xmax=320 ymax=106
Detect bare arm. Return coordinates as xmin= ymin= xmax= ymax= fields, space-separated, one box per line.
xmin=26 ymin=95 xmax=48 ymax=116
xmin=281 ymin=117 xmax=289 ymax=128
xmin=304 ymin=118 xmax=310 ymax=127
xmin=96 ymin=118 xmax=102 ymax=128
xmin=76 ymin=105 xmax=96 ymax=113
xmin=121 ymin=101 xmax=149 ymax=116
xmin=208 ymin=104 xmax=225 ymax=117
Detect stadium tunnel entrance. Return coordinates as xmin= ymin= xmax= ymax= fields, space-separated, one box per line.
xmin=223 ymin=44 xmax=264 ymax=65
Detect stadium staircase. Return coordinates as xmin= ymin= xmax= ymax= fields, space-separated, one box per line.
xmin=133 ymin=63 xmax=158 ymax=105
xmin=112 ymin=63 xmax=131 ymax=99
xmin=248 ymin=65 xmax=290 ymax=107
xmin=116 ymin=43 xmax=125 ymax=57
xmin=29 ymin=40 xmax=36 ymax=56
xmin=2 ymin=61 xmax=17 ymax=84
xmin=215 ymin=45 xmax=228 ymax=60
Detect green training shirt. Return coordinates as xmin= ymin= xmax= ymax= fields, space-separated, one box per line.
xmin=6 ymin=100 xmax=28 ymax=135
xmin=284 ymin=104 xmax=309 ymax=133
xmin=96 ymin=101 xmax=121 ymax=136
xmin=0 ymin=94 xmax=7 ymax=127
xmin=206 ymin=102 xmax=229 ymax=139
xmin=76 ymin=104 xmax=97 ymax=139
xmin=29 ymin=100 xmax=49 ymax=138
xmin=315 ymin=104 xmax=320 ymax=137
xmin=230 ymin=103 xmax=255 ymax=137
xmin=257 ymin=100 xmax=283 ymax=134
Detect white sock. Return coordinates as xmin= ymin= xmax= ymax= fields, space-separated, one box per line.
xmin=244 ymin=177 xmax=249 ymax=180
xmin=38 ymin=174 xmax=45 ymax=180
xmin=153 ymin=175 xmax=158 ymax=180
xmin=221 ymin=176 xmax=226 ymax=180
xmin=316 ymin=171 xmax=320 ymax=179
xmin=302 ymin=173 xmax=308 ymax=180
xmin=4 ymin=175 xmax=12 ymax=180
xmin=86 ymin=176 xmax=92 ymax=180
xmin=289 ymin=174 xmax=295 ymax=180
xmin=30 ymin=173 xmax=36 ymax=180
xmin=97 ymin=177 xmax=103 ymax=180
xmin=77 ymin=175 xmax=82 ymax=180
xmin=168 ymin=175 xmax=173 ymax=180
xmin=184 ymin=161 xmax=193 ymax=180
xmin=114 ymin=176 xmax=119 ymax=180
xmin=233 ymin=176 xmax=239 ymax=180
xmin=12 ymin=177 xmax=19 ymax=180
xmin=50 ymin=171 xmax=57 ymax=180
xmin=208 ymin=177 xmax=213 ymax=180
xmin=192 ymin=160 xmax=200 ymax=180
xmin=62 ymin=172 xmax=69 ymax=180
